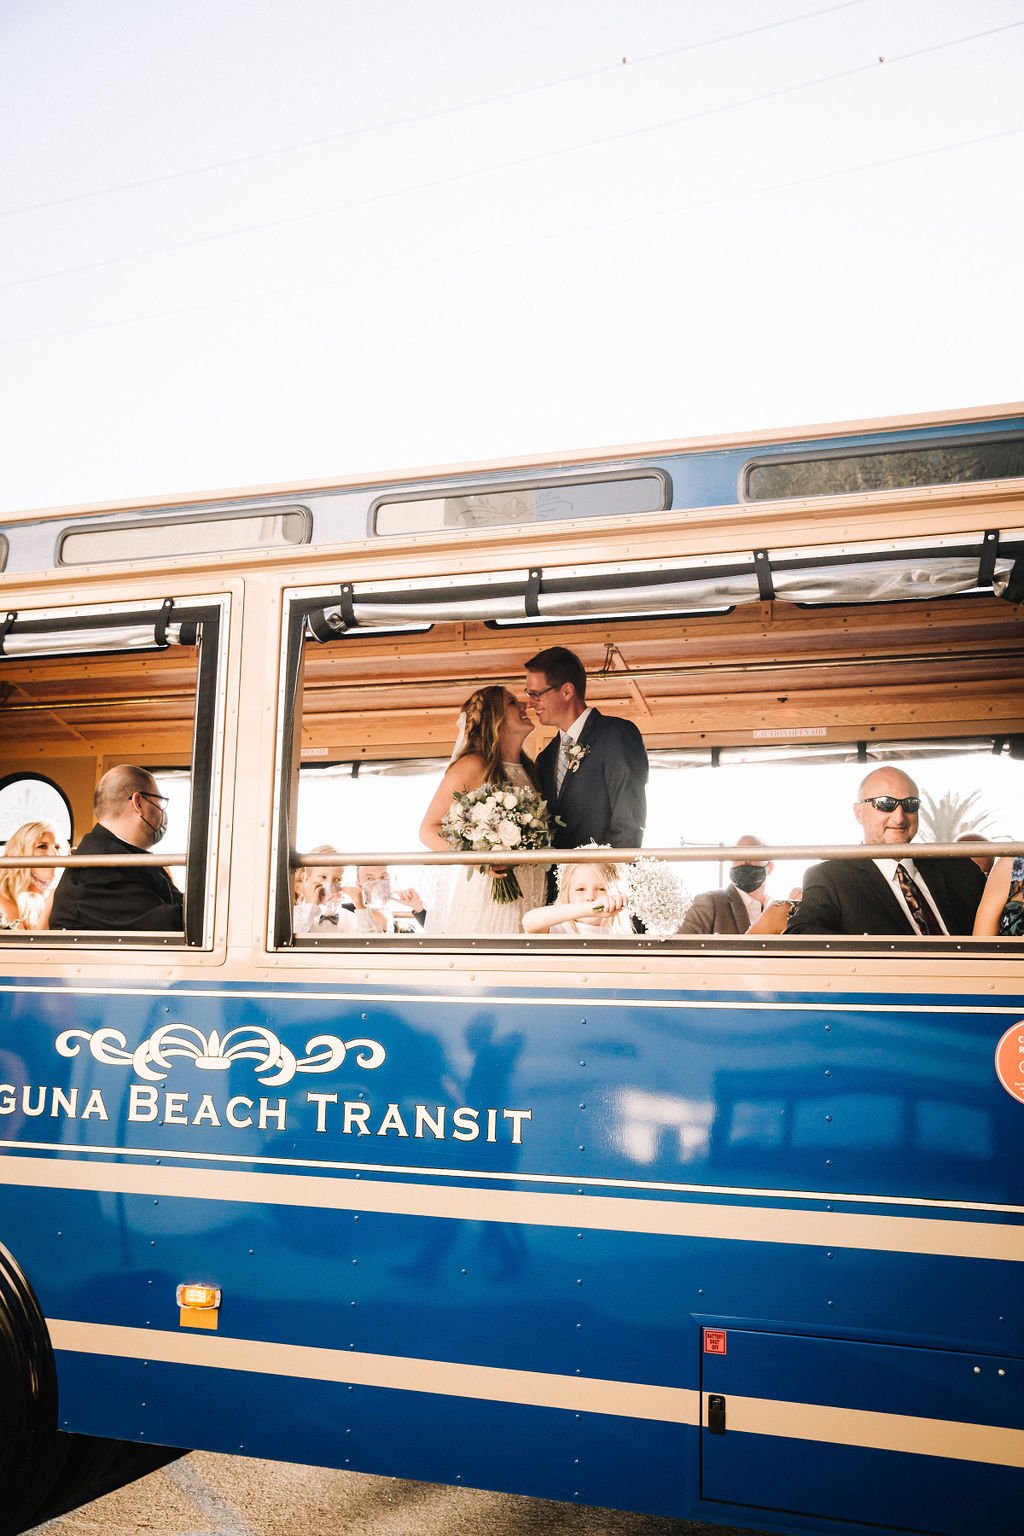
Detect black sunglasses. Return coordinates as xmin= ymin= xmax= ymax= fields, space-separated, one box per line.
xmin=858 ymin=795 xmax=920 ymax=814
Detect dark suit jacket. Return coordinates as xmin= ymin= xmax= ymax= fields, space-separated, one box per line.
xmin=49 ymin=824 xmax=184 ymax=932
xmin=677 ymin=885 xmax=751 ymax=935
xmin=786 ymin=856 xmax=984 ymax=936
xmin=535 ymin=708 xmax=648 ymax=850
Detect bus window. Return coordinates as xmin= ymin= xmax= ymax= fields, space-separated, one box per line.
xmin=275 ymin=529 xmax=1024 ymax=948
xmin=0 ymin=596 xmax=226 ymax=945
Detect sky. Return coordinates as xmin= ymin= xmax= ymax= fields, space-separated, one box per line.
xmin=2 ymin=0 xmax=1023 ymax=515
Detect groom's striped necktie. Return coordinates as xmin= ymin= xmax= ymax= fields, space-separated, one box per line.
xmin=556 ymin=733 xmax=571 ymax=793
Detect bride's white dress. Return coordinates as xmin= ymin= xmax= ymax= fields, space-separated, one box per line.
xmin=424 ymin=763 xmax=549 ymax=937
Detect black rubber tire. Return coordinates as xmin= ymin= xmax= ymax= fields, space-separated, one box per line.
xmin=0 ymin=1241 xmax=70 ymax=1535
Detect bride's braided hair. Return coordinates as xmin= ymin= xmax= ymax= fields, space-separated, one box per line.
xmin=454 ymin=685 xmax=537 ymax=788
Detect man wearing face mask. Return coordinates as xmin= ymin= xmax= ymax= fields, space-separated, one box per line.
xmin=49 ymin=764 xmax=184 ymax=932
xmin=678 ymin=834 xmax=792 ymax=934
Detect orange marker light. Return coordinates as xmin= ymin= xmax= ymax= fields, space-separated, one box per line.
xmin=176 ymin=1283 xmax=222 ymax=1328
xmin=176 ymin=1283 xmax=221 ymax=1310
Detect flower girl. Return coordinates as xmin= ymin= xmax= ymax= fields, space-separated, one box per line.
xmin=522 ymin=860 xmax=633 ymax=936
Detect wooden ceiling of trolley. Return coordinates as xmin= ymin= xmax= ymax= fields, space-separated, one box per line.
xmin=0 ymin=592 xmax=1021 ymax=779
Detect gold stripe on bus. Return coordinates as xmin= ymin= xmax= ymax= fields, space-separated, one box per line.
xmin=2 ymin=981 xmax=1023 ymax=1015
xmin=46 ymin=1320 xmax=1024 ymax=1468
xmin=48 ymin=1319 xmax=696 ymax=1424
xmin=713 ymin=1393 xmax=1024 ymax=1469
xmin=7 ymin=1156 xmax=1022 ymax=1261
xmin=8 ymin=1137 xmax=1021 ymax=1213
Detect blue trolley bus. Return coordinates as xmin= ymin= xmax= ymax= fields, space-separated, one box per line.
xmin=0 ymin=403 xmax=1022 ymax=1534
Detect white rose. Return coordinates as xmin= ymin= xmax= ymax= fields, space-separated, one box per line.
xmin=503 ymin=792 xmax=517 ymax=809
xmin=470 ymin=803 xmax=492 ymax=824
xmin=497 ymin=820 xmax=522 ymax=848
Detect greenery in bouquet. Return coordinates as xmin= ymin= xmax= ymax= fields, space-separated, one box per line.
xmin=441 ymin=780 xmax=554 ymax=903
xmin=625 ymin=856 xmax=691 ymax=935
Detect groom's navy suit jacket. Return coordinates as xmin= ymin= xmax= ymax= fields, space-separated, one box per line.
xmin=535 ymin=708 xmax=648 ymax=851
xmin=786 ymin=855 xmax=984 ymax=936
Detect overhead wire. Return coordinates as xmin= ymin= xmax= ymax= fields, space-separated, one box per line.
xmin=0 ymin=0 xmax=867 ymax=220
xmin=1 ymin=16 xmax=1019 ymax=296
xmin=2 ymin=122 xmax=1017 ymax=350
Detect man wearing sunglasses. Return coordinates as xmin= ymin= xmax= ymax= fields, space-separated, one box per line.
xmin=50 ymin=764 xmax=184 ymax=932
xmin=786 ymin=766 xmax=984 ymax=936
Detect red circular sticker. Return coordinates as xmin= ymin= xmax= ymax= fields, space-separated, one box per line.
xmin=994 ymin=1023 xmax=1024 ymax=1105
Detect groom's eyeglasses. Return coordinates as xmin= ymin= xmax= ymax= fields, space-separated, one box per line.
xmin=525 ymin=685 xmax=557 ymax=700
xmin=858 ymin=795 xmax=920 ymax=813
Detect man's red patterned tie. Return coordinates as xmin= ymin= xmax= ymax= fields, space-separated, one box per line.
xmin=896 ymin=863 xmax=942 ymax=935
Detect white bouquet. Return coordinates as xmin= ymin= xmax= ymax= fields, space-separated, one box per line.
xmin=441 ymin=781 xmax=554 ymax=903
xmin=625 ymin=856 xmax=691 ymax=935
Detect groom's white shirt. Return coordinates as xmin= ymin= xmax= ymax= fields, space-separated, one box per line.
xmin=557 ymin=706 xmax=592 ymax=792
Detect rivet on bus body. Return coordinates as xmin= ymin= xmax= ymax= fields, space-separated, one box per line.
xmin=825 ymin=1159 xmax=833 ymax=1166
xmin=998 ymin=1368 xmax=1006 ymax=1376
xmin=579 ymin=1060 xmax=586 ymax=1067
xmin=826 ymin=1252 xmax=833 ymax=1260
xmin=698 ymin=1289 xmax=705 ymax=1296
xmin=827 ymin=1301 xmax=834 ymax=1307
xmin=973 ymin=1366 xmax=982 ymax=1374
xmin=579 ymin=1103 xmax=586 ymax=1110
xmin=824 ymin=1114 xmax=832 ymax=1123
xmin=824 ymin=1024 xmax=832 ymax=1032
xmin=824 ymin=1069 xmax=832 ymax=1077
xmin=576 ymin=1278 xmax=583 ymax=1286
xmin=578 ymin=1145 xmax=585 ymax=1151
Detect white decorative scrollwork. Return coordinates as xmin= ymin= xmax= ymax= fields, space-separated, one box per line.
xmin=55 ymin=1025 xmax=386 ymax=1086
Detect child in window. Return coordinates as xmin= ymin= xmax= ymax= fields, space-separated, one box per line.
xmin=522 ymin=860 xmax=633 ymax=935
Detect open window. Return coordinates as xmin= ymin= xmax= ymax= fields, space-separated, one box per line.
xmin=0 ymin=595 xmax=226 ymax=945
xmin=273 ymin=527 xmax=1024 ymax=948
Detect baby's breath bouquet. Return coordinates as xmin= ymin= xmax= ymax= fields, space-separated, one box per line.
xmin=441 ymin=781 xmax=554 ymax=903
xmin=625 ymin=856 xmax=691 ymax=935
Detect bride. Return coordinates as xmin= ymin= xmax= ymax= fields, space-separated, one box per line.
xmin=420 ymin=685 xmax=549 ymax=936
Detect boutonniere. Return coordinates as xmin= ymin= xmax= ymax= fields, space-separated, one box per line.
xmin=564 ymin=742 xmax=589 ymax=774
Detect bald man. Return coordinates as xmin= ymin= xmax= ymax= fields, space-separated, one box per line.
xmin=49 ymin=764 xmax=184 ymax=932
xmin=786 ymin=766 xmax=984 ymax=936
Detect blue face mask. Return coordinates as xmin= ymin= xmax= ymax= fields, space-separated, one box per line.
xmin=730 ymin=863 xmax=767 ymax=894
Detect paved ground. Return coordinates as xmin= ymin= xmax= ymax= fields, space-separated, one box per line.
xmin=30 ymin=1452 xmax=771 ymax=1536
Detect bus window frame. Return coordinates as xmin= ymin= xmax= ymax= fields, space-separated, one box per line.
xmin=273 ymin=579 xmax=1020 ymax=955
xmin=0 ymin=593 xmax=229 ymax=949
xmin=56 ymin=504 xmax=312 ymax=567
xmin=738 ymin=427 xmax=1024 ymax=504
xmin=368 ymin=466 xmax=672 ymax=537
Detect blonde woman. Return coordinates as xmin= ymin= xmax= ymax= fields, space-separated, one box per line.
xmin=0 ymin=821 xmax=62 ymax=932
xmin=420 ymin=685 xmax=548 ymax=935
xmin=523 ymin=859 xmax=633 ymax=936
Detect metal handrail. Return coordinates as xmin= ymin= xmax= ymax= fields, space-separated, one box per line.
xmin=3 ymin=841 xmax=1017 ymax=871
xmin=290 ymin=841 xmax=1022 ymax=868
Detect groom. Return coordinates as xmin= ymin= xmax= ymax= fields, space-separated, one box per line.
xmin=524 ymin=646 xmax=649 ymax=853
